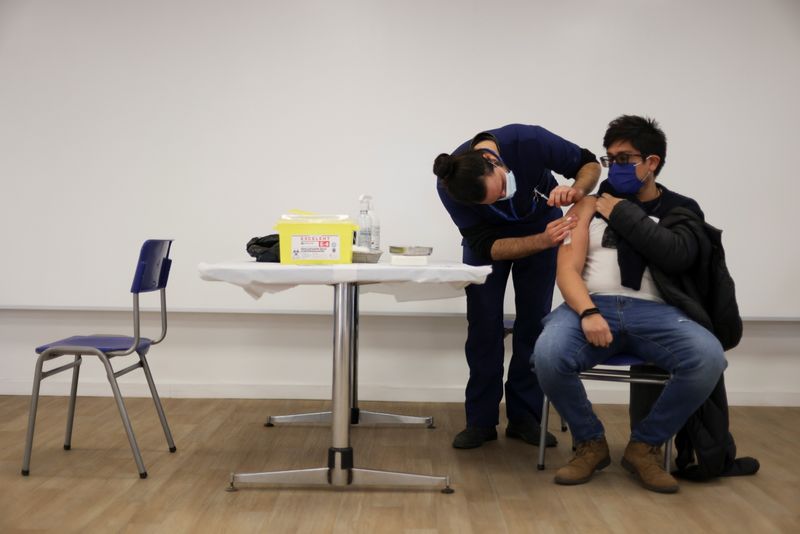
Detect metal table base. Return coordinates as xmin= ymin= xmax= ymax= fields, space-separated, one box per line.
xmin=227 ymin=282 xmax=452 ymax=493
xmin=265 ymin=408 xmax=434 ymax=428
xmin=228 ymin=467 xmax=451 ymax=492
xmin=265 ymin=285 xmax=434 ymax=429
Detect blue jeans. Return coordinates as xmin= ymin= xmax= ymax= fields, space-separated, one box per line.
xmin=532 ymin=295 xmax=727 ymax=445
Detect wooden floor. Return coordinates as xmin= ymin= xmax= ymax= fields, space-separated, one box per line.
xmin=0 ymin=396 xmax=798 ymax=533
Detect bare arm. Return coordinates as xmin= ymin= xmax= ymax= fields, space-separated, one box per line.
xmin=556 ymin=198 xmax=595 ymax=311
xmin=573 ymin=162 xmax=601 ymax=196
xmin=556 ymin=196 xmax=613 ymax=347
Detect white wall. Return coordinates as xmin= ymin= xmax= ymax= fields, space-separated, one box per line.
xmin=1 ymin=1 xmax=798 ymax=409
xmin=2 ymin=309 xmax=798 ymax=407
xmin=1 ymin=0 xmax=799 ymax=318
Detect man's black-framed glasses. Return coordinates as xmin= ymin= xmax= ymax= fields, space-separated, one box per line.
xmin=600 ymin=153 xmax=647 ymax=167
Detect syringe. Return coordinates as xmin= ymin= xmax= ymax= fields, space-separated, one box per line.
xmin=533 ymin=187 xmax=549 ymax=202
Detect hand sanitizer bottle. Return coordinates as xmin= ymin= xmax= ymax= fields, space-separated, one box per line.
xmin=357 ymin=195 xmax=380 ymax=251
xmin=368 ymin=201 xmax=380 ymax=251
xmin=356 ymin=195 xmax=372 ymax=249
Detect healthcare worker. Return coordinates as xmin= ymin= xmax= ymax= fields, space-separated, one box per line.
xmin=434 ymin=124 xmax=600 ymax=449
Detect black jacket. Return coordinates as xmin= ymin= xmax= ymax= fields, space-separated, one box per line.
xmin=607 ymin=202 xmax=742 ymax=351
xmin=673 ymin=375 xmax=759 ymax=480
xmin=598 ymin=181 xmax=703 ymax=292
xmin=609 ymin=197 xmax=757 ymax=479
xmin=650 ymin=208 xmax=742 ymax=351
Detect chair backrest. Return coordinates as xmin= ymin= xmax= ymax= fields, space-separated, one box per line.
xmin=130 ymin=240 xmax=173 ymax=294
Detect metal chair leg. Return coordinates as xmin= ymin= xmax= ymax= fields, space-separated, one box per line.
xmin=664 ymin=436 xmax=673 ymax=472
xmin=99 ymin=355 xmax=147 ymax=478
xmin=537 ymin=395 xmax=549 ymax=470
xmin=139 ymin=352 xmax=176 ymax=452
xmin=63 ymin=355 xmax=82 ymax=450
xmin=21 ymin=355 xmax=46 ymax=476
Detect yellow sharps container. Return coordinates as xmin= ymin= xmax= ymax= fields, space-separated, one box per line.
xmin=275 ymin=214 xmax=357 ymax=265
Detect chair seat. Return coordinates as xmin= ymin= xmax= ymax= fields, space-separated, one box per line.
xmin=600 ymin=354 xmax=649 ymax=366
xmin=35 ymin=335 xmax=152 ymax=354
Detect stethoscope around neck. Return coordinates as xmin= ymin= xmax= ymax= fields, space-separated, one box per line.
xmin=487 ymin=179 xmax=553 ymax=222
xmin=488 ymin=198 xmax=522 ymax=221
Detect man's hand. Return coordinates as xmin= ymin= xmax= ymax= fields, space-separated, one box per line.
xmin=581 ymin=314 xmax=613 ymax=347
xmin=595 ymin=192 xmax=623 ymax=219
xmin=547 ymin=186 xmax=585 ymax=208
xmin=541 ymin=215 xmax=577 ymax=248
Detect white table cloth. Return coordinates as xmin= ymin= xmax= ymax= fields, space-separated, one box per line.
xmin=198 ymin=260 xmax=492 ymax=301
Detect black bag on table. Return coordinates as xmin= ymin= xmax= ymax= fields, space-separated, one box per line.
xmin=246 ymin=234 xmax=280 ymax=263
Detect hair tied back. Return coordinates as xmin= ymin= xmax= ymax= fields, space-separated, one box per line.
xmin=433 ymin=153 xmax=454 ymax=180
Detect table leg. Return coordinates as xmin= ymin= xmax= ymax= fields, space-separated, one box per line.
xmin=264 ymin=411 xmax=331 ymax=426
xmin=349 ymin=285 xmax=435 ymax=427
xmin=227 ymin=468 xmax=329 ymax=491
xmin=264 ymin=284 xmax=434 ymax=428
xmin=351 ymin=468 xmax=451 ymax=491
xmin=229 ymin=282 xmax=451 ymax=493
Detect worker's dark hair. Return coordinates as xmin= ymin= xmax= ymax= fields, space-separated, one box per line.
xmin=433 ymin=150 xmax=494 ymax=204
xmin=603 ymin=115 xmax=667 ymax=176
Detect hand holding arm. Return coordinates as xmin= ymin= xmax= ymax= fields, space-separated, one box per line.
xmin=607 ymin=201 xmax=700 ymax=272
xmin=595 ymin=192 xmax=623 ymax=219
xmin=489 ymin=215 xmax=576 ymax=260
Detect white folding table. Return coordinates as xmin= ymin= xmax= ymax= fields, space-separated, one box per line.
xmin=198 ymin=261 xmax=490 ymax=492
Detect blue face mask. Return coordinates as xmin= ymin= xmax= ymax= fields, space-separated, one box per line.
xmin=498 ymin=169 xmax=516 ymax=201
xmin=607 ymin=163 xmax=645 ymax=194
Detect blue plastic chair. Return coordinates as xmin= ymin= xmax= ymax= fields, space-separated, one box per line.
xmin=21 ymin=240 xmax=176 ymax=479
xmin=536 ymin=354 xmax=672 ymax=471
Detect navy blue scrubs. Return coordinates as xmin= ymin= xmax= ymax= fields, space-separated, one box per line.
xmin=437 ymin=124 xmax=587 ymax=428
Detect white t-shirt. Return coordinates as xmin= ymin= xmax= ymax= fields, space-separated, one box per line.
xmin=582 ymin=217 xmax=664 ymax=303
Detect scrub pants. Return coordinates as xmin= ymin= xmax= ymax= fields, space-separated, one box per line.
xmin=462 ymin=242 xmax=557 ymax=428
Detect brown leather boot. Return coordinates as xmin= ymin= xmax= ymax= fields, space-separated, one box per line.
xmin=554 ymin=436 xmax=611 ymax=485
xmin=622 ymin=440 xmax=679 ymax=494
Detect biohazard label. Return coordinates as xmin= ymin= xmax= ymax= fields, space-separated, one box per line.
xmin=291 ymin=234 xmax=341 ymax=260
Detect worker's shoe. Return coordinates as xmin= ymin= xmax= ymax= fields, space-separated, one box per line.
xmin=621 ymin=440 xmax=679 ymax=494
xmin=554 ymin=436 xmax=611 ymax=485
xmin=506 ymin=418 xmax=558 ymax=447
xmin=452 ymin=427 xmax=497 ymax=449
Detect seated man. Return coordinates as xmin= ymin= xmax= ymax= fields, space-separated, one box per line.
xmin=532 ymin=115 xmax=728 ymax=494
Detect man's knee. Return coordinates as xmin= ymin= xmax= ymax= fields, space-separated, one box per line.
xmin=683 ymin=329 xmax=728 ymax=380
xmin=704 ymin=343 xmax=728 ymax=378
xmin=532 ymin=329 xmax=569 ymax=378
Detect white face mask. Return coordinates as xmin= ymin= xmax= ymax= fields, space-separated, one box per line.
xmin=497 ymin=169 xmax=517 ymax=201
